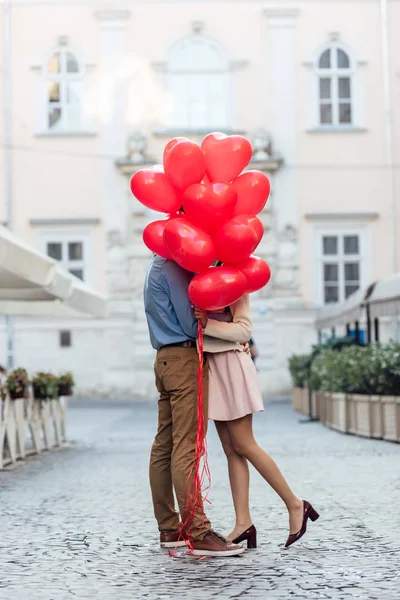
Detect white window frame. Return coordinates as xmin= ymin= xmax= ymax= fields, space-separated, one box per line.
xmin=37 ymin=227 xmax=92 ymax=284
xmin=165 ymin=35 xmax=231 ymax=131
xmin=33 ymin=44 xmax=96 ymax=135
xmin=308 ymin=41 xmax=364 ymax=131
xmin=311 ymin=222 xmax=371 ymax=307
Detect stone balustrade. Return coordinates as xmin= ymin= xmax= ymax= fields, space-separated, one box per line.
xmin=292 ymin=387 xmax=400 ymax=443
xmin=0 ymin=390 xmax=68 ymax=469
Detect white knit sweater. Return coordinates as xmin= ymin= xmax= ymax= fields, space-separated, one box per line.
xmin=201 ymin=294 xmax=252 ymax=354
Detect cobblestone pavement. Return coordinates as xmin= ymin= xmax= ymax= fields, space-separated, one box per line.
xmin=0 ymin=400 xmax=399 ymax=600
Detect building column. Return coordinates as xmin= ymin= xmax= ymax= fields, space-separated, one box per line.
xmin=95 ymin=10 xmax=136 ymax=393
xmin=264 ymin=8 xmax=301 ymax=301
xmin=96 ymin=10 xmax=132 ymax=310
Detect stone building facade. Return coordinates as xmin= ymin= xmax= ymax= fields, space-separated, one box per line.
xmin=0 ymin=0 xmax=399 ymax=397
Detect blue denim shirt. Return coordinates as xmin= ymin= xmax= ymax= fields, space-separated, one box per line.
xmin=144 ymin=255 xmax=198 ymax=350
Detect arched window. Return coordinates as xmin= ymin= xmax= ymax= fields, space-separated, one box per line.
xmin=166 ymin=36 xmax=229 ymax=130
xmin=315 ymin=45 xmax=353 ymax=127
xmin=45 ymin=49 xmax=83 ymax=131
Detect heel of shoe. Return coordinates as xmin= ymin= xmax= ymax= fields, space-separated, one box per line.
xmin=247 ymin=534 xmax=257 ymax=549
xmin=232 ymin=525 xmax=257 ymax=548
xmin=309 ymin=507 xmax=320 ymax=522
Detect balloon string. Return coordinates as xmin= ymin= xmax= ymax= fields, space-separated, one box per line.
xmin=169 ymin=319 xmax=211 ymax=558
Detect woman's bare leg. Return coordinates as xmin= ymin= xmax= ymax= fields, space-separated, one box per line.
xmin=226 ymin=414 xmax=304 ymax=534
xmin=215 ymin=420 xmax=253 ymax=540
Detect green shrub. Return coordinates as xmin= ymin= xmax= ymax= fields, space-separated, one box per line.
xmin=32 ymin=372 xmax=58 ymax=400
xmin=288 ymin=336 xmax=357 ymax=390
xmin=308 ymin=343 xmax=400 ymax=395
xmin=288 ymin=354 xmax=311 ymax=388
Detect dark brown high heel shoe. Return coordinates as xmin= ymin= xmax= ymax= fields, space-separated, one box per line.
xmin=285 ymin=501 xmax=319 ymax=549
xmin=232 ymin=525 xmax=257 ymax=549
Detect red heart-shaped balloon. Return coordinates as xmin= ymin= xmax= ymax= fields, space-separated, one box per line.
xmin=142 ymin=216 xmax=182 ymax=260
xmin=246 ymin=215 xmax=264 ymax=248
xmin=131 ymin=167 xmax=181 ymax=213
xmin=232 ymin=170 xmax=271 ymax=216
xmin=182 ymin=183 xmax=237 ymax=233
xmin=163 ymin=138 xmax=206 ymax=191
xmin=163 ymin=137 xmax=188 ymax=160
xmin=201 ymin=133 xmax=253 ymax=184
xmin=213 ymin=215 xmax=259 ymax=264
xmin=189 ymin=266 xmax=247 ymax=311
xmin=226 ymin=255 xmax=271 ymax=293
xmin=163 ymin=217 xmax=215 ymax=273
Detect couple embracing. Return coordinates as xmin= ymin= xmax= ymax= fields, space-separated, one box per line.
xmin=144 ymin=254 xmax=319 ymax=557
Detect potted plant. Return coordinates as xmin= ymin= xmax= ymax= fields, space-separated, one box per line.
xmin=32 ymin=372 xmax=57 ymax=401
xmin=6 ymin=368 xmax=29 ymax=400
xmin=57 ymin=372 xmax=74 ymax=397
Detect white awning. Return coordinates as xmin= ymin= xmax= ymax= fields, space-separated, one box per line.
xmin=0 ymin=224 xmax=72 ymax=301
xmin=0 ymin=279 xmax=107 ymax=318
xmin=367 ymin=273 xmax=400 ymax=319
xmin=0 ymin=226 xmax=108 ymax=317
xmin=316 ymin=287 xmax=367 ymax=330
xmin=62 ymin=276 xmax=108 ymax=317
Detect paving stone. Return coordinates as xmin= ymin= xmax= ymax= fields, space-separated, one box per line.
xmin=0 ymin=400 xmax=399 ymax=599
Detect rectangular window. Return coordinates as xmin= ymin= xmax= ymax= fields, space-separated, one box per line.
xmin=45 ymin=239 xmax=86 ymax=280
xmin=169 ymin=72 xmax=229 ymax=130
xmin=320 ymin=232 xmax=362 ymax=304
xmin=316 ymin=71 xmax=353 ymax=127
xmin=60 ymin=330 xmax=72 ymax=348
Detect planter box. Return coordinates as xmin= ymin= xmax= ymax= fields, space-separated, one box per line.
xmin=331 ymin=393 xmax=348 ymax=433
xmin=291 ymin=388 xmax=303 ymax=412
xmin=347 ymin=395 xmax=382 ymax=439
xmin=58 ymin=384 xmax=73 ymax=397
xmin=370 ymin=396 xmax=383 ymax=439
xmin=347 ymin=394 xmax=357 ymax=435
xmin=301 ymin=387 xmax=309 ymax=414
xmin=324 ymin=392 xmax=333 ymax=428
xmin=33 ymin=384 xmax=54 ymax=401
xmin=316 ymin=392 xmax=326 ymax=423
xmin=292 ymin=387 xmax=319 ymax=416
xmin=299 ymin=390 xmax=397 ymax=443
xmin=323 ymin=393 xmax=348 ymax=433
xmin=381 ymin=396 xmax=400 ymax=442
xmin=311 ymin=391 xmax=320 ymax=419
xmin=291 ymin=387 xmax=309 ymax=414
xmin=9 ymin=386 xmax=27 ymax=400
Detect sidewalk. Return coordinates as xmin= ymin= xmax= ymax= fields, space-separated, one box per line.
xmin=0 ymin=400 xmax=398 ymax=599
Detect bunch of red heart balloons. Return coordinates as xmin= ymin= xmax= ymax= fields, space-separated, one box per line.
xmin=131 ymin=133 xmax=271 ymax=310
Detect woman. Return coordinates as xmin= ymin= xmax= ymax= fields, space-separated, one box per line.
xmin=194 ymin=294 xmax=319 ymax=549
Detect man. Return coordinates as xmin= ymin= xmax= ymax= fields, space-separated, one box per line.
xmin=144 ymin=255 xmax=244 ymax=557
xmin=249 ymin=338 xmax=259 ymax=367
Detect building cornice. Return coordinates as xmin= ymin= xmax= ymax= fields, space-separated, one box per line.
xmin=95 ymin=10 xmax=131 ymax=22
xmin=305 ymin=212 xmax=379 ymax=221
xmin=264 ymin=8 xmax=300 ymax=20
xmin=30 ymin=218 xmax=101 ymax=226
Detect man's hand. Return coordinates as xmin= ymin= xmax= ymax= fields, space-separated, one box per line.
xmin=193 ymin=307 xmax=208 ymax=329
xmin=242 ymin=342 xmax=251 ymax=356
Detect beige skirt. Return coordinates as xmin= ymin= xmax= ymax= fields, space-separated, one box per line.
xmin=207 ymin=350 xmax=264 ymax=421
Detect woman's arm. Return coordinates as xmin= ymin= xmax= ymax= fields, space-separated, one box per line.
xmin=201 ymin=295 xmax=252 ymax=343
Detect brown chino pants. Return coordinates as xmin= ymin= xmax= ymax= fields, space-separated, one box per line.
xmin=149 ymin=346 xmax=212 ymax=540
